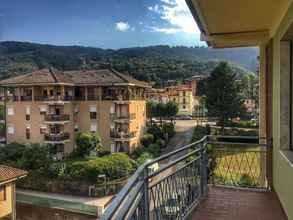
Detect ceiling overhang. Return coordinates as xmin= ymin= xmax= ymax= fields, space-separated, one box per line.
xmin=186 ymin=0 xmax=292 ymax=48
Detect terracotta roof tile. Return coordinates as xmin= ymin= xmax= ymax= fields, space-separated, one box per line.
xmin=0 ymin=68 xmax=149 ymax=87
xmin=0 ymin=165 xmax=27 ymax=184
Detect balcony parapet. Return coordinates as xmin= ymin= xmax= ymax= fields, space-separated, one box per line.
xmin=110 ymin=131 xmax=136 ymax=141
xmin=44 ymin=114 xmax=70 ymax=123
xmin=44 ymin=132 xmax=70 ymax=143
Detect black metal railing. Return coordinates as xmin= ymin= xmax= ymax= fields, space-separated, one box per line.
xmin=35 ymin=96 xmax=73 ymax=102
xmin=101 ymin=136 xmax=208 ymax=220
xmin=20 ymin=96 xmax=33 ymax=101
xmin=110 ymin=131 xmax=136 ymax=139
xmin=44 ymin=114 xmax=70 ymax=122
xmin=101 ymin=136 xmax=269 ymax=220
xmin=44 ymin=133 xmax=70 ymax=142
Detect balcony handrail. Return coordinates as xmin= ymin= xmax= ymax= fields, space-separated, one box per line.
xmin=44 ymin=114 xmax=70 ymax=122
xmin=101 ymin=136 xmax=208 ymax=220
xmin=101 ymin=135 xmax=267 ymax=220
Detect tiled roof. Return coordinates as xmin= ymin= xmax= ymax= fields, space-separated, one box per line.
xmin=0 ymin=68 xmax=149 ymax=87
xmin=0 ymin=68 xmax=73 ymax=86
xmin=0 ymin=165 xmax=28 ymax=184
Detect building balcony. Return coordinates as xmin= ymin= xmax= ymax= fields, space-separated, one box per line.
xmin=44 ymin=132 xmax=70 ymax=144
xmin=35 ymin=96 xmax=73 ymax=103
xmin=20 ymin=96 xmax=33 ymax=101
xmin=110 ymin=131 xmax=136 ymax=141
xmin=100 ymin=136 xmax=287 ymax=220
xmin=111 ymin=113 xmax=136 ymax=122
xmin=44 ymin=114 xmax=70 ymax=124
xmin=87 ymin=95 xmax=100 ymax=101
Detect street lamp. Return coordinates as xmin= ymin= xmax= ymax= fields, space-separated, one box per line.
xmin=98 ymin=174 xmax=108 ymax=195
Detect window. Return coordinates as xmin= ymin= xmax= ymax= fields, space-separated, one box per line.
xmin=26 ymin=126 xmax=30 ymax=139
xmin=110 ymin=105 xmax=115 ymax=114
xmin=0 ymin=186 xmax=6 ymax=201
xmin=74 ymin=125 xmax=79 ymax=132
xmin=90 ymin=124 xmax=97 ymax=132
xmin=26 ymin=107 xmax=31 ymax=121
xmin=183 ymin=98 xmax=186 ymax=104
xmin=90 ymin=112 xmax=97 ymax=120
xmin=183 ymin=105 xmax=186 ymax=109
xmin=111 ymin=143 xmax=115 ymax=153
xmin=7 ymin=125 xmax=14 ymax=134
xmin=39 ymin=105 xmax=47 ymax=114
xmin=7 ymin=107 xmax=14 ymax=116
xmin=89 ymin=105 xmax=97 ymax=119
xmin=40 ymin=125 xmax=46 ymax=134
xmin=183 ymin=91 xmax=186 ymax=96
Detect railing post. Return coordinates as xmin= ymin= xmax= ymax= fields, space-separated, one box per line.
xmin=200 ymin=140 xmax=208 ymax=198
xmin=142 ymin=167 xmax=149 ymax=220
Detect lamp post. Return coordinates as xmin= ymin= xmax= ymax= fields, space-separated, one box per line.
xmin=98 ymin=174 xmax=108 ymax=195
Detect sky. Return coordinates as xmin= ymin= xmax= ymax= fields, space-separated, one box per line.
xmin=0 ymin=0 xmax=204 ymax=49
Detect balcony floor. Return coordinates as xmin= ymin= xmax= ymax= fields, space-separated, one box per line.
xmin=192 ymin=186 xmax=288 ymax=220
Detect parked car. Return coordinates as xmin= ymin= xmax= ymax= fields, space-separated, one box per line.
xmin=175 ymin=115 xmax=193 ymax=120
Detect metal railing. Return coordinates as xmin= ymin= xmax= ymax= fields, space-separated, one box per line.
xmin=44 ymin=133 xmax=70 ymax=142
xmin=44 ymin=114 xmax=70 ymax=122
xmin=101 ymin=135 xmax=269 ymax=220
xmin=101 ymin=136 xmax=208 ymax=220
xmin=110 ymin=131 xmax=136 ymax=139
xmin=35 ymin=96 xmax=73 ymax=102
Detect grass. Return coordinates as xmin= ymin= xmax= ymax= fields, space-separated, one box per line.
xmin=210 ymin=145 xmax=267 ymax=188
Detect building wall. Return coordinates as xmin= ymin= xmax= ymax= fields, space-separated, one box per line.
xmin=5 ymin=98 xmax=146 ymax=154
xmin=269 ymin=4 xmax=293 ymax=219
xmin=0 ymin=183 xmax=13 ymax=218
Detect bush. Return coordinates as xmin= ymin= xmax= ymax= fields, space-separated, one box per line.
xmin=239 ymin=174 xmax=256 ymax=187
xmin=67 ymin=153 xmax=135 ymax=182
xmin=147 ymin=143 xmax=161 ymax=157
xmin=191 ymin=125 xmax=210 ymax=143
xmin=0 ymin=142 xmax=26 ymax=163
xmin=147 ymin=124 xmax=164 ymax=140
xmin=136 ymin=152 xmax=154 ymax=165
xmin=74 ymin=132 xmax=101 ymax=157
xmin=141 ymin=133 xmax=154 ymax=147
xmin=162 ymin=123 xmax=175 ymax=139
xmin=155 ymin=139 xmax=165 ymax=148
xmin=18 ymin=144 xmax=52 ymax=170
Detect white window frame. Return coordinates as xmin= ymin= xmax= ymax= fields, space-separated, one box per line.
xmin=7 ymin=124 xmax=15 ymax=134
xmin=7 ymin=107 xmax=14 ymax=116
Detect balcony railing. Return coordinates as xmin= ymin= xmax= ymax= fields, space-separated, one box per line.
xmin=111 ymin=113 xmax=136 ymax=121
xmin=20 ymin=96 xmax=32 ymax=101
xmin=35 ymin=96 xmax=73 ymax=102
xmin=87 ymin=95 xmax=100 ymax=101
xmin=44 ymin=114 xmax=70 ymax=122
xmin=101 ymin=136 xmax=269 ymax=220
xmin=110 ymin=131 xmax=136 ymax=139
xmin=44 ymin=133 xmax=70 ymax=142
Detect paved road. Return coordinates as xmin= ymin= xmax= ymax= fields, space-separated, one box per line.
xmin=161 ymin=119 xmax=197 ymax=160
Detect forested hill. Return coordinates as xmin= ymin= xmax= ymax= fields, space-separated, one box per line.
xmin=0 ymin=41 xmax=258 ymax=86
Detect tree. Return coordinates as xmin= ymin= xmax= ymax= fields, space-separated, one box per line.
xmin=205 ymin=62 xmax=245 ymax=127
xmin=146 ymin=101 xmax=157 ymax=124
xmin=74 ymin=132 xmax=101 ymax=157
xmin=165 ymin=101 xmax=179 ymax=123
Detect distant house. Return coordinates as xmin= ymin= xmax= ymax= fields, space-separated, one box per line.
xmin=146 ymin=88 xmax=169 ymax=104
xmin=0 ymin=165 xmax=27 ymax=220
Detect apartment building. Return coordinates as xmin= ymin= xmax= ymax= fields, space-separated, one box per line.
xmin=0 ymin=68 xmax=149 ymax=157
xmin=145 ymin=88 xmax=169 ymax=104
xmin=166 ymin=85 xmax=194 ymax=115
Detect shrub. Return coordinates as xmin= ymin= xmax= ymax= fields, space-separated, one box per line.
xmin=74 ymin=132 xmax=101 ymax=157
xmin=67 ymin=153 xmax=135 ymax=182
xmin=18 ymin=144 xmax=52 ymax=170
xmin=136 ymin=152 xmax=154 ymax=165
xmin=239 ymin=174 xmax=256 ymax=187
xmin=191 ymin=125 xmax=210 ymax=143
xmin=147 ymin=124 xmax=164 ymax=140
xmin=0 ymin=142 xmax=26 ymax=163
xmin=162 ymin=123 xmax=175 ymax=139
xmin=155 ymin=139 xmax=165 ymax=148
xmin=147 ymin=143 xmax=160 ymax=157
xmin=141 ymin=133 xmax=154 ymax=147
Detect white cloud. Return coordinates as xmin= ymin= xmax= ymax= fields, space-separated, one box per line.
xmin=148 ymin=4 xmax=160 ymax=13
xmin=148 ymin=0 xmax=200 ymax=35
xmin=115 ymin=21 xmax=133 ymax=32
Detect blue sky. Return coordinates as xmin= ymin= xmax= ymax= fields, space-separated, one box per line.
xmin=0 ymin=0 xmax=204 ymax=49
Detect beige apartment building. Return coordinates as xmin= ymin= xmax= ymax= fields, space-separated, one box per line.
xmin=0 ymin=68 xmax=149 ymax=157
